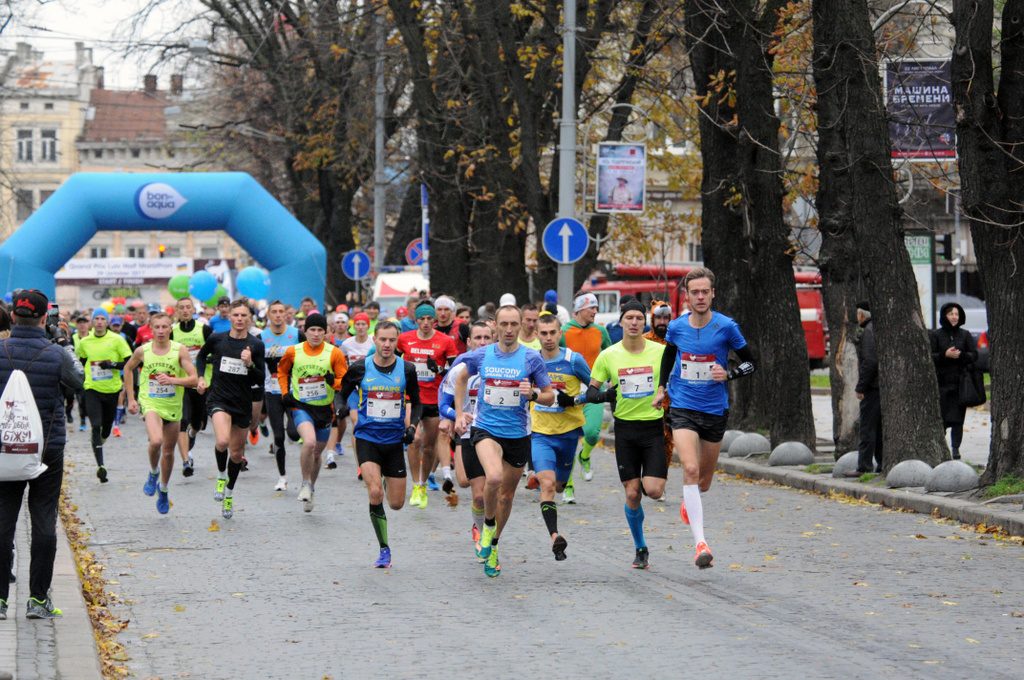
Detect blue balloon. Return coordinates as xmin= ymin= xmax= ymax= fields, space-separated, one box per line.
xmin=2 ymin=292 xmax=11 ymax=304
xmin=236 ymin=266 xmax=270 ymax=300
xmin=189 ymin=270 xmax=218 ymax=301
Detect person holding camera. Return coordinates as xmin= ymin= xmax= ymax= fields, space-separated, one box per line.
xmin=0 ymin=290 xmax=84 ymax=619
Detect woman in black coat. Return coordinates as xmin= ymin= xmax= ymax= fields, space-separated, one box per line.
xmin=930 ymin=302 xmax=978 ymax=459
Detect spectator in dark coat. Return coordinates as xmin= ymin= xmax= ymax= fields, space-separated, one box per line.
xmin=854 ymin=301 xmax=882 ymax=474
xmin=929 ymin=302 xmax=978 ymax=460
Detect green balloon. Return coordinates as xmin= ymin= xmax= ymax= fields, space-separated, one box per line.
xmin=168 ymin=274 xmax=191 ymax=299
xmin=204 ymin=284 xmax=227 ymax=308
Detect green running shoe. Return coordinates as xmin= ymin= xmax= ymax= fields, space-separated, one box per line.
xmin=222 ymin=496 xmax=234 ymax=519
xmin=26 ymin=597 xmax=62 ymax=619
xmin=479 ymin=524 xmax=496 ymax=559
xmin=484 ymin=545 xmax=500 ymax=578
xmin=214 ymin=478 xmax=227 ymax=502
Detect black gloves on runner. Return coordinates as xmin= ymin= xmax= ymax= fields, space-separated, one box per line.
xmin=727 ymin=361 xmax=755 ymax=381
xmin=282 ymin=393 xmax=301 ymax=408
xmin=336 ymin=405 xmax=350 ymax=419
xmin=403 ymin=426 xmax=417 ymax=445
xmin=555 ymin=390 xmax=576 ymax=408
xmin=323 ymin=371 xmax=335 ymax=385
xmin=426 ymin=356 xmax=439 ymax=374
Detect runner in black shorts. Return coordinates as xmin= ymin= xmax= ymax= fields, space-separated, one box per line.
xmin=339 ymin=321 xmax=421 ymax=568
xmin=196 ymin=300 xmax=266 ymax=519
xmin=588 ymin=300 xmax=666 ymax=570
xmin=654 ymin=267 xmax=755 ymax=569
xmin=439 ymin=320 xmax=493 ymax=559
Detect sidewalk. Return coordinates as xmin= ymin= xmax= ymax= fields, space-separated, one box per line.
xmin=0 ymin=500 xmax=102 ymax=680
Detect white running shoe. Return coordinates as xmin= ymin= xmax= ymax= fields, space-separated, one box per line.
xmin=583 ymin=469 xmax=594 ymax=482
xmin=303 ymin=491 xmax=314 ymax=513
xmin=274 ymin=477 xmax=288 ymax=491
xmin=325 ymin=451 xmax=337 ymax=469
xmin=298 ymin=483 xmax=314 ymax=512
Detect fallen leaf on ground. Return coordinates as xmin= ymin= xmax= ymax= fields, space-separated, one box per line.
xmin=208 ymin=520 xmax=220 ymax=532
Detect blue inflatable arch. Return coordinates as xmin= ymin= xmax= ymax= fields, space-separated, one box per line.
xmin=0 ymin=172 xmax=326 ymax=306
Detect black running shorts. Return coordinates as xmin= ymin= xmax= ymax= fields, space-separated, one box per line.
xmin=613 ymin=418 xmax=668 ymax=482
xmin=470 ymin=428 xmax=530 ymax=469
xmin=668 ymin=407 xmax=728 ymax=443
xmin=356 ymin=438 xmax=407 ymax=478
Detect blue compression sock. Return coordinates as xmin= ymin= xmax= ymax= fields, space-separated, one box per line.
xmin=624 ymin=504 xmax=646 ymax=549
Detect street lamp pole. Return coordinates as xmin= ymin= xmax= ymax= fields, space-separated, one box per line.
xmin=373 ymin=11 xmax=386 ymax=273
xmin=556 ymin=0 xmax=577 ymax=308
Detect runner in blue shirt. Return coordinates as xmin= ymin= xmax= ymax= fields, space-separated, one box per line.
xmin=653 ymin=267 xmax=755 ymax=570
xmin=454 ymin=305 xmax=554 ymax=577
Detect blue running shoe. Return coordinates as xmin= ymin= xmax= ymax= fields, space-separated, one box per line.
xmin=374 ymin=547 xmax=392 ymax=568
xmin=156 ymin=489 xmax=170 ymax=514
xmin=426 ymin=473 xmax=439 ymax=491
xmin=78 ymin=423 xmax=87 ymax=432
xmin=143 ymin=472 xmax=158 ymax=496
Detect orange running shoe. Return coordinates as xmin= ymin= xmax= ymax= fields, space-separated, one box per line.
xmin=248 ymin=429 xmax=259 ymax=445
xmin=695 ymin=541 xmax=713 ymax=569
xmin=526 ymin=473 xmax=539 ymax=490
xmin=472 ymin=524 xmax=481 ymax=543
xmin=112 ymin=426 xmax=122 ymax=438
xmin=679 ymin=501 xmax=690 ymax=525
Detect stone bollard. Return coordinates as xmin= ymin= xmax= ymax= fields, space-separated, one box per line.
xmin=726 ymin=433 xmax=771 ymax=458
xmin=831 ymin=451 xmax=859 ymax=478
xmin=769 ymin=441 xmax=815 ymax=466
xmin=886 ymin=460 xmax=933 ymax=488
xmin=720 ymin=430 xmax=744 ymax=453
xmin=925 ymin=460 xmax=979 ymax=493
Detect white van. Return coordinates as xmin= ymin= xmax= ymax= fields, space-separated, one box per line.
xmin=371 ymin=271 xmax=430 ymax=318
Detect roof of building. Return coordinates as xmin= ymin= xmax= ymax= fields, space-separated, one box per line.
xmin=81 ymin=89 xmax=169 ymax=143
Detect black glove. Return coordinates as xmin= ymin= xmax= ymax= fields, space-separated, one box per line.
xmin=96 ymin=360 xmax=114 ymax=369
xmin=335 ymin=404 xmax=350 ymax=419
xmin=282 ymin=393 xmax=300 ymax=408
xmin=426 ymin=356 xmax=440 ymax=374
xmin=555 ymin=390 xmax=576 ymax=408
xmin=324 ymin=371 xmax=335 ymax=385
xmin=726 ymin=361 xmax=755 ymax=381
xmin=403 ymin=426 xmax=417 ymax=445
xmin=603 ymin=388 xmax=618 ymax=409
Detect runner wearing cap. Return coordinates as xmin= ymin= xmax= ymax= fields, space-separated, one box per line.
xmin=276 ymin=313 xmax=348 ymax=512
xmin=653 ymin=267 xmax=756 ymax=569
xmin=397 ymin=302 xmax=457 ymax=507
xmin=588 ymin=299 xmax=665 ymax=569
xmin=559 ymin=292 xmax=611 ymax=499
xmin=208 ymin=296 xmax=233 ymax=334
xmin=434 ymin=295 xmax=467 ymax=354
xmin=76 ymin=308 xmax=133 ymax=482
xmin=123 ymin=313 xmax=198 ymax=514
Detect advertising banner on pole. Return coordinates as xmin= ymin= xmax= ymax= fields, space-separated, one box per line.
xmin=884 ymin=59 xmax=956 ymax=161
xmin=595 ymin=142 xmax=646 ymax=213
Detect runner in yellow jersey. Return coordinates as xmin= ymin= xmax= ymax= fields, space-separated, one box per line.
xmin=124 ymin=313 xmax=198 ymax=514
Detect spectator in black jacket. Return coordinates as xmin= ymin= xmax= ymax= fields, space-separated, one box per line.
xmin=854 ymin=301 xmax=882 ymax=474
xmin=0 ymin=289 xmax=84 ymax=620
xmin=930 ymin=302 xmax=978 ymax=460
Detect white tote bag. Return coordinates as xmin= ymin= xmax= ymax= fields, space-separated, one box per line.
xmin=0 ymin=368 xmax=49 ymax=481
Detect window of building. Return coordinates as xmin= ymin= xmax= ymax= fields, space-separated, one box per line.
xmin=40 ymin=190 xmax=55 ymax=204
xmin=126 ymin=246 xmax=146 ymax=258
xmin=89 ymin=246 xmax=108 ymax=259
xmin=15 ymin=189 xmax=34 ymax=222
xmin=40 ymin=130 xmax=57 ymax=162
xmin=19 ymin=102 xmax=28 ymax=110
xmin=688 ymin=242 xmax=703 ymax=263
xmin=16 ymin=130 xmax=32 ymax=162
xmin=43 ymin=102 xmax=54 ymax=110
xmin=163 ymin=246 xmax=182 ymax=257
xmin=93 ymin=148 xmax=103 ymax=159
xmin=130 ymin=148 xmax=140 ymax=158
xmin=199 ymin=246 xmax=220 ymax=259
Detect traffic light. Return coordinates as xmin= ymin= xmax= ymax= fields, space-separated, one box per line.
xmin=158 ymin=244 xmax=166 ymax=258
xmin=936 ymin=234 xmax=953 ymax=260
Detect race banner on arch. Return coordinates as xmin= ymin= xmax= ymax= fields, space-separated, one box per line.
xmin=883 ymin=59 xmax=956 ymax=162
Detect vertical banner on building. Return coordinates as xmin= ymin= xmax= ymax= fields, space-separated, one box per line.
xmin=595 ymin=142 xmax=646 ymax=213
xmin=884 ymin=59 xmax=956 ymax=161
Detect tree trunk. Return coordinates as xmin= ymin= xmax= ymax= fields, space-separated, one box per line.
xmin=950 ymin=0 xmax=1024 ymax=483
xmin=685 ymin=0 xmax=816 ymax=447
xmin=383 ymin=181 xmax=424 ymax=267
xmin=812 ymin=0 xmax=947 ymax=470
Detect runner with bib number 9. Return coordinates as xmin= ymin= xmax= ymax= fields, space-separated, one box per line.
xmin=653 ymin=267 xmax=755 ymax=570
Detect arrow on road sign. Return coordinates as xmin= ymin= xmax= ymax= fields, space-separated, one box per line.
xmin=341 ymin=250 xmax=371 ymax=281
xmin=542 ymin=217 xmax=588 ymax=265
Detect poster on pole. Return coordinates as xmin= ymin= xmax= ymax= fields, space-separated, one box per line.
xmin=595 ymin=142 xmax=646 ymax=213
xmin=904 ymin=234 xmax=934 ymax=328
xmin=883 ymin=59 xmax=956 ymax=161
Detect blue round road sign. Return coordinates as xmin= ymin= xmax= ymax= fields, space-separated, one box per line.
xmin=341 ymin=250 xmax=371 ymax=281
xmin=542 ymin=217 xmax=588 ymax=264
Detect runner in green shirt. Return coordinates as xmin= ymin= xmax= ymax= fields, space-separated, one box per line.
xmin=587 ymin=300 xmax=666 ymax=570
xmin=124 ymin=313 xmax=198 ymax=514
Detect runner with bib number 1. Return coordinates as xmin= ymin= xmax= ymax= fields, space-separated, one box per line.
xmin=653 ymin=267 xmax=755 ymax=570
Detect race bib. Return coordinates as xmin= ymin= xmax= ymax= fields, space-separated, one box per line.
xmin=265 ymin=371 xmax=281 ymax=395
xmin=680 ymin=353 xmax=715 ymax=382
xmin=467 ymin=388 xmax=478 ymax=413
xmin=618 ymin=366 xmax=654 ymax=399
xmin=90 ymin=364 xmax=113 ymax=381
xmin=534 ymin=380 xmax=566 ymax=412
xmin=297 ymin=376 xmax=328 ymax=402
xmin=483 ymin=378 xmax=520 ymax=407
xmin=148 ymin=379 xmax=175 ymax=399
xmin=366 ymin=391 xmax=403 ymax=420
xmin=414 ymin=359 xmax=434 ymax=382
xmin=188 ymin=346 xmax=201 ymax=363
xmin=220 ymin=356 xmax=248 ymax=375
